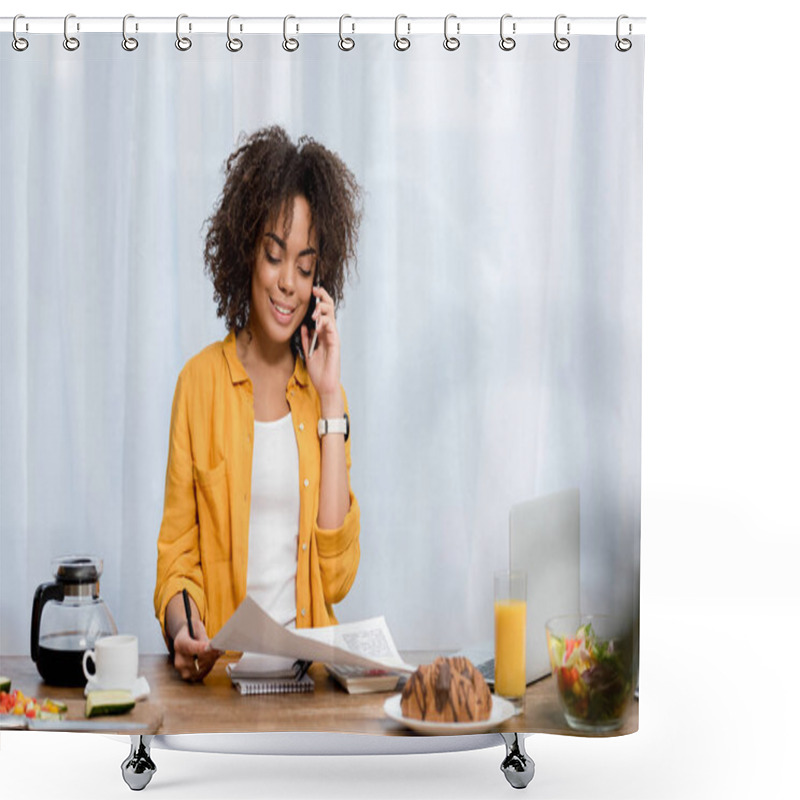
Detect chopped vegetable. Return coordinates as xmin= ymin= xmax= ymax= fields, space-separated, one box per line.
xmin=1 ymin=689 xmax=67 ymax=720
xmin=42 ymin=698 xmax=68 ymax=714
xmin=547 ymin=622 xmax=632 ymax=728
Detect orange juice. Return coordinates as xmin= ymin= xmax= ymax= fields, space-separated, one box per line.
xmin=494 ymin=600 xmax=526 ymax=698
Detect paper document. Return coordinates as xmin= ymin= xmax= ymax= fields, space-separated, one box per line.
xmin=211 ymin=595 xmax=415 ymax=674
xmin=227 ymin=652 xmax=297 ymax=679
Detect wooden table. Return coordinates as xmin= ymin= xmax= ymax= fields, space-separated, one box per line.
xmin=0 ymin=653 xmax=637 ymax=737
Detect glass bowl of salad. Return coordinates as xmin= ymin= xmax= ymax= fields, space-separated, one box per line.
xmin=545 ymin=615 xmax=634 ymax=732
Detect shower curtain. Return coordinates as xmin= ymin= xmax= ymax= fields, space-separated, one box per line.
xmin=0 ymin=21 xmax=643 ymax=714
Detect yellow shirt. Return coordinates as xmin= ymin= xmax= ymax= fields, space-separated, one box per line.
xmin=153 ymin=330 xmax=360 ymax=641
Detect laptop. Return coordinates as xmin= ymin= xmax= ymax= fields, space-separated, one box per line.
xmin=461 ymin=488 xmax=580 ymax=685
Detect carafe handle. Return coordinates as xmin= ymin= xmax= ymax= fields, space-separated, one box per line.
xmin=30 ymin=581 xmax=65 ymax=662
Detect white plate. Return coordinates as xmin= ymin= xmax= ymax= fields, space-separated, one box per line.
xmin=84 ymin=674 xmax=150 ymax=700
xmin=383 ymin=693 xmax=515 ymax=735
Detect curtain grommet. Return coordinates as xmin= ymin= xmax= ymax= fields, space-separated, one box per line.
xmin=394 ymin=15 xmax=410 ymax=51
xmin=122 ymin=14 xmax=138 ymax=52
xmin=443 ymin=13 xmax=460 ymax=51
xmin=226 ymin=15 xmax=243 ymax=52
xmin=175 ymin=14 xmax=192 ymax=51
xmin=12 ymin=15 xmax=29 ymax=51
xmin=338 ymin=14 xmax=355 ymax=51
xmin=615 ymin=15 xmax=632 ymax=51
xmin=283 ymin=15 xmax=299 ymax=52
xmin=553 ymin=14 xmax=570 ymax=52
xmin=499 ymin=14 xmax=516 ymax=51
xmin=63 ymin=13 xmax=80 ymax=51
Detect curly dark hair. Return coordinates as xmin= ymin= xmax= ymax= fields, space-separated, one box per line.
xmin=203 ymin=126 xmax=361 ymax=344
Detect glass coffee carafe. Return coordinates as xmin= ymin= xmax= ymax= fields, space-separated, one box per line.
xmin=30 ymin=555 xmax=117 ymax=686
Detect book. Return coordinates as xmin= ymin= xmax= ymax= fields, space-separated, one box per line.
xmin=325 ymin=663 xmax=401 ymax=695
xmin=226 ymin=652 xmax=314 ymax=695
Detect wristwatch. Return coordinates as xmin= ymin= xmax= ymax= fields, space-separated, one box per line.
xmin=318 ymin=413 xmax=349 ymax=441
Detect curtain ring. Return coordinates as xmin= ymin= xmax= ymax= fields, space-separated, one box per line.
xmin=122 ymin=14 xmax=138 ymax=51
xmin=394 ymin=15 xmax=410 ymax=51
xmin=499 ymin=14 xmax=516 ymax=51
xmin=227 ymin=15 xmax=243 ymax=52
xmin=63 ymin=13 xmax=80 ymax=51
xmin=443 ymin=14 xmax=460 ymax=51
xmin=615 ymin=15 xmax=632 ymax=52
xmin=283 ymin=15 xmax=299 ymax=52
xmin=175 ymin=14 xmax=192 ymax=51
xmin=338 ymin=14 xmax=355 ymax=51
xmin=12 ymin=15 xmax=29 ymax=52
xmin=553 ymin=14 xmax=570 ymax=52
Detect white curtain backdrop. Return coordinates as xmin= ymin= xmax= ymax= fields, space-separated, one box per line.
xmin=1 ymin=33 xmax=643 ymax=655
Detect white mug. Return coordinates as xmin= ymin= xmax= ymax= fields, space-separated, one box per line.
xmin=82 ymin=634 xmax=138 ymax=689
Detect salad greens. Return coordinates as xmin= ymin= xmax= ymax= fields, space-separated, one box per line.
xmin=547 ymin=622 xmax=632 ymax=729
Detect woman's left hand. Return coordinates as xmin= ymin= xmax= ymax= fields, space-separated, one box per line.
xmin=301 ymin=285 xmax=342 ymax=403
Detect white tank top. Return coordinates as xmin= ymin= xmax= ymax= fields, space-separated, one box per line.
xmin=246 ymin=412 xmax=299 ymax=628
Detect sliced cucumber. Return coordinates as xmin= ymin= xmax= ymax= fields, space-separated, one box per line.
xmin=0 ymin=677 xmax=11 ymax=693
xmin=85 ymin=689 xmax=135 ymax=718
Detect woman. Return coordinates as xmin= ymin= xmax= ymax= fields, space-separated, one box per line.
xmin=154 ymin=126 xmax=362 ymax=681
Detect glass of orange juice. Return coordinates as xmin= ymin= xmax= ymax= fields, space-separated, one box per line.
xmin=494 ymin=570 xmax=527 ymax=713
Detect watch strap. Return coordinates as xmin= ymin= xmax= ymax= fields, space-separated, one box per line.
xmin=318 ymin=413 xmax=349 ymax=441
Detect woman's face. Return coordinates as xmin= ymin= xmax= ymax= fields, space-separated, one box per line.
xmin=249 ymin=195 xmax=317 ymax=348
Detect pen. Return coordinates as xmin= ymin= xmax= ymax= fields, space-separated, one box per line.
xmin=182 ymin=588 xmax=200 ymax=674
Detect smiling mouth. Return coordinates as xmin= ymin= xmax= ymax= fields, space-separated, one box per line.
xmin=269 ymin=297 xmax=294 ymax=317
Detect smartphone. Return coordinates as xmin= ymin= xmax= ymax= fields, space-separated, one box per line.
xmin=306 ymin=276 xmax=321 ymax=356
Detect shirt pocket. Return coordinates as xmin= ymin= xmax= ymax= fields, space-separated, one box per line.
xmin=193 ymin=459 xmax=231 ymax=564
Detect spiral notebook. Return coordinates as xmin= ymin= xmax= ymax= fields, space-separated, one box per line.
xmin=227 ymin=653 xmax=314 ymax=695
xmin=232 ymin=675 xmax=314 ymax=695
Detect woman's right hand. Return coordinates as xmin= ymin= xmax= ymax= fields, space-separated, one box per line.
xmin=172 ymin=618 xmax=223 ymax=682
